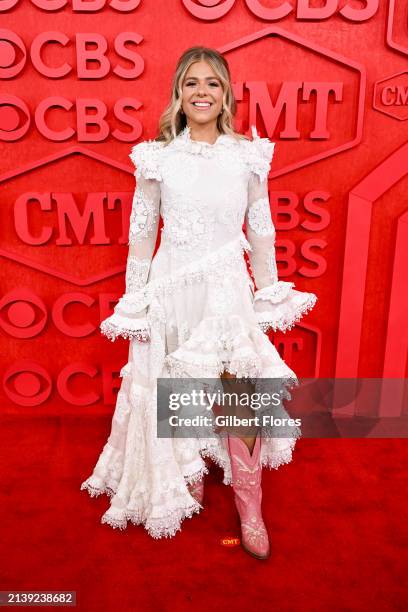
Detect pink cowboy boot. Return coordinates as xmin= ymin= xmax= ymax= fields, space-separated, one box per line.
xmin=187 ymin=477 xmax=205 ymax=505
xmin=226 ymin=433 xmax=270 ymax=559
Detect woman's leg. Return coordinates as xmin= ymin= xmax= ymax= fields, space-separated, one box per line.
xmin=219 ymin=369 xmax=259 ymax=454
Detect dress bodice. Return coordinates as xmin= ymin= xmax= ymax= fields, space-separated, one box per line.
xmin=131 ymin=125 xmax=273 ymax=264
xmin=98 ymin=124 xmax=317 ymax=341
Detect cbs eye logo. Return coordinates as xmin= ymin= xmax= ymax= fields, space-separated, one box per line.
xmin=3 ymin=359 xmax=52 ymax=406
xmin=0 ymin=288 xmax=117 ymax=406
xmin=0 ymin=288 xmax=47 ymax=338
xmin=0 ymin=289 xmax=54 ymax=407
xmin=3 ymin=359 xmax=101 ymax=406
xmin=0 ymin=288 xmax=105 ymax=339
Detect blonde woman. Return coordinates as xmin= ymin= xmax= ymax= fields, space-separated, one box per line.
xmin=81 ymin=46 xmax=317 ymax=560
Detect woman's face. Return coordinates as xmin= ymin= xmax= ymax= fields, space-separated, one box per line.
xmin=181 ymin=60 xmax=224 ymax=130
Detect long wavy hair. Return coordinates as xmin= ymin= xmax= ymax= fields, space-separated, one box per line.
xmin=155 ymin=46 xmax=248 ymax=145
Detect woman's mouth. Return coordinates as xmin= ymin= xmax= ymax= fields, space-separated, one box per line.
xmin=191 ymin=101 xmax=212 ymax=111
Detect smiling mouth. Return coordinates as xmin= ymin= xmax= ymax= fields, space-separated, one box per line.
xmin=191 ymin=101 xmax=212 ymax=109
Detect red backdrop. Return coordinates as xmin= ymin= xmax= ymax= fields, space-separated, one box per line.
xmin=1 ymin=2 xmax=408 ymax=610
xmin=1 ymin=1 xmax=407 ymax=415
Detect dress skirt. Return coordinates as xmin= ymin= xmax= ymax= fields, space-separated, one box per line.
xmin=80 ymin=238 xmax=303 ymax=539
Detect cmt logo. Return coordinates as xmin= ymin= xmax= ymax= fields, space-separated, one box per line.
xmin=0 ymin=147 xmax=135 ymax=284
xmin=219 ymin=25 xmax=365 ymax=178
xmin=373 ymin=71 xmax=408 ymax=121
xmin=0 ymin=148 xmax=136 ymax=409
xmin=220 ymin=537 xmax=241 ymax=547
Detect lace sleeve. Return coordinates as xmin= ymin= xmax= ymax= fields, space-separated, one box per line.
xmin=244 ymin=127 xmax=317 ymax=333
xmin=100 ymin=141 xmax=162 ymax=342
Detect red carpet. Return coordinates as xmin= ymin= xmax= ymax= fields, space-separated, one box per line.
xmin=1 ymin=414 xmax=407 ymax=611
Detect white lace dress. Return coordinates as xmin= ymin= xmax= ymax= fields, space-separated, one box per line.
xmin=80 ymin=124 xmax=318 ymax=539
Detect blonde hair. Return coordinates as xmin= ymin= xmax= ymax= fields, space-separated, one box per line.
xmin=155 ymin=46 xmax=248 ymax=145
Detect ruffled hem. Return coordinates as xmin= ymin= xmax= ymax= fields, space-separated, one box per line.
xmin=163 ymin=313 xmax=299 ymax=387
xmin=100 ymin=313 xmax=150 ymax=342
xmin=100 ymin=502 xmax=202 ymax=539
xmin=81 ymin=471 xmax=205 ymax=539
xmin=83 ymin=456 xmax=213 ymax=538
xmin=81 ymin=435 xmax=299 ymax=538
xmin=83 ymin=312 xmax=301 ymax=540
xmin=183 ymin=461 xmax=210 ymax=485
xmin=254 ymin=284 xmax=318 ymax=333
xmin=80 ymin=475 xmax=116 ymax=499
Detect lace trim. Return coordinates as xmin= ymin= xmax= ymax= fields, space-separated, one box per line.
xmin=259 ymin=438 xmax=298 ymax=470
xmin=256 ymin=291 xmax=318 ymax=334
xmin=129 ymin=140 xmax=164 ymax=181
xmin=172 ymin=125 xmax=237 ymax=158
xmin=254 ymin=282 xmax=295 ymax=304
xmin=170 ymin=124 xmax=275 ymax=182
xmin=100 ymin=313 xmax=150 ymax=342
xmin=183 ymin=463 xmax=209 ymax=485
xmin=100 ymin=503 xmax=202 ymax=540
xmin=165 ymin=353 xmax=266 ymax=380
xmin=80 ymin=478 xmax=116 ymax=499
xmin=81 ymin=434 xmax=300 ymax=539
xmin=163 ymin=314 xmax=300 ymax=393
xmin=81 ymin=435 xmax=299 ymax=506
xmin=128 ymin=125 xmax=275 ymax=183
xmin=81 ymin=474 xmax=203 ymax=539
xmin=166 ymin=355 xmax=299 ymax=404
xmin=117 ymin=232 xmax=252 ymax=313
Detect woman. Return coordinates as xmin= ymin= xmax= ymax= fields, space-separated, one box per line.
xmin=80 ymin=46 xmax=317 ymax=560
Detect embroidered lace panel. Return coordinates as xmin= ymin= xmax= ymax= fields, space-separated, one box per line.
xmin=128 ymin=187 xmax=159 ymax=245
xmin=125 ymin=256 xmax=151 ymax=293
xmin=247 ymin=197 xmax=275 ymax=237
xmin=161 ymin=196 xmax=215 ymax=253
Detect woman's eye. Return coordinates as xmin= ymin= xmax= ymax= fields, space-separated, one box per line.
xmin=185 ymin=82 xmax=219 ymax=87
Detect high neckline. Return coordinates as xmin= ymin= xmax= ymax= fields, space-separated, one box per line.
xmin=179 ymin=124 xmax=228 ymax=146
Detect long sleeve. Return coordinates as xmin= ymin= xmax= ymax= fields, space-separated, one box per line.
xmin=100 ymin=141 xmax=162 ymax=342
xmin=244 ymin=127 xmax=317 ymax=333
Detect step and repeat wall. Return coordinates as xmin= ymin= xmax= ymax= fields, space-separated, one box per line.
xmin=1 ymin=0 xmax=407 ymax=414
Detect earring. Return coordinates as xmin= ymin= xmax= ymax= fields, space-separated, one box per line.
xmin=180 ymin=107 xmax=184 ymax=115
